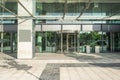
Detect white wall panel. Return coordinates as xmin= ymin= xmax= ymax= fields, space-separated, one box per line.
xmin=82 ymin=25 xmax=93 ymax=31
xmin=42 ymin=25 xmax=61 ymax=31
xmin=35 ymin=25 xmax=42 ymax=31
xmin=63 ymin=25 xmax=80 ymax=31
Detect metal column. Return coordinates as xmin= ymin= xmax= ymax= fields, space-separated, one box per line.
xmin=1 ymin=32 xmax=3 ymax=53
xmin=77 ymin=32 xmax=80 ymax=52
xmin=61 ymin=25 xmax=63 ymax=53
xmin=110 ymin=32 xmax=113 ymax=52
xmin=113 ymin=33 xmax=115 ymax=52
xmin=10 ymin=32 xmax=13 ymax=53
xmin=74 ymin=33 xmax=76 ymax=52
xmin=45 ymin=32 xmax=47 ymax=52
xmin=66 ymin=33 xmax=69 ymax=53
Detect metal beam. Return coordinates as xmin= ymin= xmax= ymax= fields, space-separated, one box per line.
xmin=62 ymin=0 xmax=67 ymax=20
xmin=0 ymin=16 xmax=120 ymax=21
xmin=16 ymin=0 xmax=34 ymax=18
xmin=76 ymin=0 xmax=92 ymax=20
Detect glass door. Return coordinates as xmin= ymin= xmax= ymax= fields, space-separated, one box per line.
xmin=112 ymin=32 xmax=120 ymax=52
xmin=0 ymin=32 xmax=17 ymax=53
xmin=3 ymin=32 xmax=11 ymax=52
xmin=62 ymin=33 xmax=77 ymax=53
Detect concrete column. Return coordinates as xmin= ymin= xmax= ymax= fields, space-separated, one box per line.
xmin=17 ymin=0 xmax=34 ymax=59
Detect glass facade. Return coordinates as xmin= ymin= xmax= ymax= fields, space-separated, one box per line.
xmin=79 ymin=32 xmax=108 ymax=53
xmin=35 ymin=0 xmax=120 ymax=53
xmin=35 ymin=32 xmax=60 ymax=53
xmin=0 ymin=1 xmax=17 ymax=15
xmin=0 ymin=0 xmax=17 ymax=24
xmin=0 ymin=32 xmax=17 ymax=53
xmin=0 ymin=19 xmax=17 ymax=24
xmin=0 ymin=0 xmax=119 ymax=55
xmin=35 ymin=1 xmax=120 ymax=24
xmin=36 ymin=3 xmax=64 ymax=16
xmin=35 ymin=24 xmax=120 ymax=53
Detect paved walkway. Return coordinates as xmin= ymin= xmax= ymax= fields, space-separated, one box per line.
xmin=0 ymin=52 xmax=120 ymax=80
xmin=60 ymin=67 xmax=120 ymax=80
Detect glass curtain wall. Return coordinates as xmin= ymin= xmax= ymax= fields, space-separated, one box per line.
xmin=114 ymin=32 xmax=120 ymax=52
xmin=102 ymin=32 xmax=120 ymax=53
xmin=0 ymin=0 xmax=17 ymax=15
xmin=79 ymin=31 xmax=120 ymax=53
xmin=35 ymin=31 xmax=78 ymax=53
xmin=0 ymin=32 xmax=17 ymax=53
xmin=35 ymin=30 xmax=120 ymax=53
xmin=35 ymin=32 xmax=59 ymax=53
xmin=0 ymin=0 xmax=17 ymax=53
xmin=36 ymin=0 xmax=120 ymax=24
xmin=79 ymin=31 xmax=109 ymax=53
xmin=110 ymin=32 xmax=120 ymax=52
xmin=36 ymin=0 xmax=64 ymax=16
xmin=3 ymin=32 xmax=10 ymax=52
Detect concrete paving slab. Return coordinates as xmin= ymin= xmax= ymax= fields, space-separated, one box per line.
xmin=60 ymin=67 xmax=120 ymax=80
xmin=0 ymin=52 xmax=120 ymax=80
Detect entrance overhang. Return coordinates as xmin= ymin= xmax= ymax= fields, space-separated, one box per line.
xmin=57 ymin=30 xmax=79 ymax=34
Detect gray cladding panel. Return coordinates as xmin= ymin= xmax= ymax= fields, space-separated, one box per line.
xmin=110 ymin=25 xmax=120 ymax=32
xmin=19 ymin=30 xmax=31 ymax=42
xmin=102 ymin=25 xmax=109 ymax=32
xmin=0 ymin=25 xmax=17 ymax=32
xmin=3 ymin=25 xmax=17 ymax=32
xmin=102 ymin=25 xmax=120 ymax=32
xmin=93 ymin=25 xmax=101 ymax=31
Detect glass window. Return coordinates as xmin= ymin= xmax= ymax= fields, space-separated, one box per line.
xmin=0 ymin=1 xmax=17 ymax=15
xmin=36 ymin=2 xmax=64 ymax=16
xmin=35 ymin=1 xmax=120 ymax=24
xmin=35 ymin=32 xmax=58 ymax=53
xmin=79 ymin=31 xmax=109 ymax=53
xmin=0 ymin=19 xmax=17 ymax=24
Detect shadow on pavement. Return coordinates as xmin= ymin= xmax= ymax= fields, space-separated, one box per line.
xmin=4 ymin=52 xmax=17 ymax=59
xmin=0 ymin=58 xmax=42 ymax=80
xmin=64 ymin=52 xmax=103 ymax=60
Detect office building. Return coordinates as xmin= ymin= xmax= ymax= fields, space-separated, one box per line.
xmin=0 ymin=0 xmax=120 ymax=59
